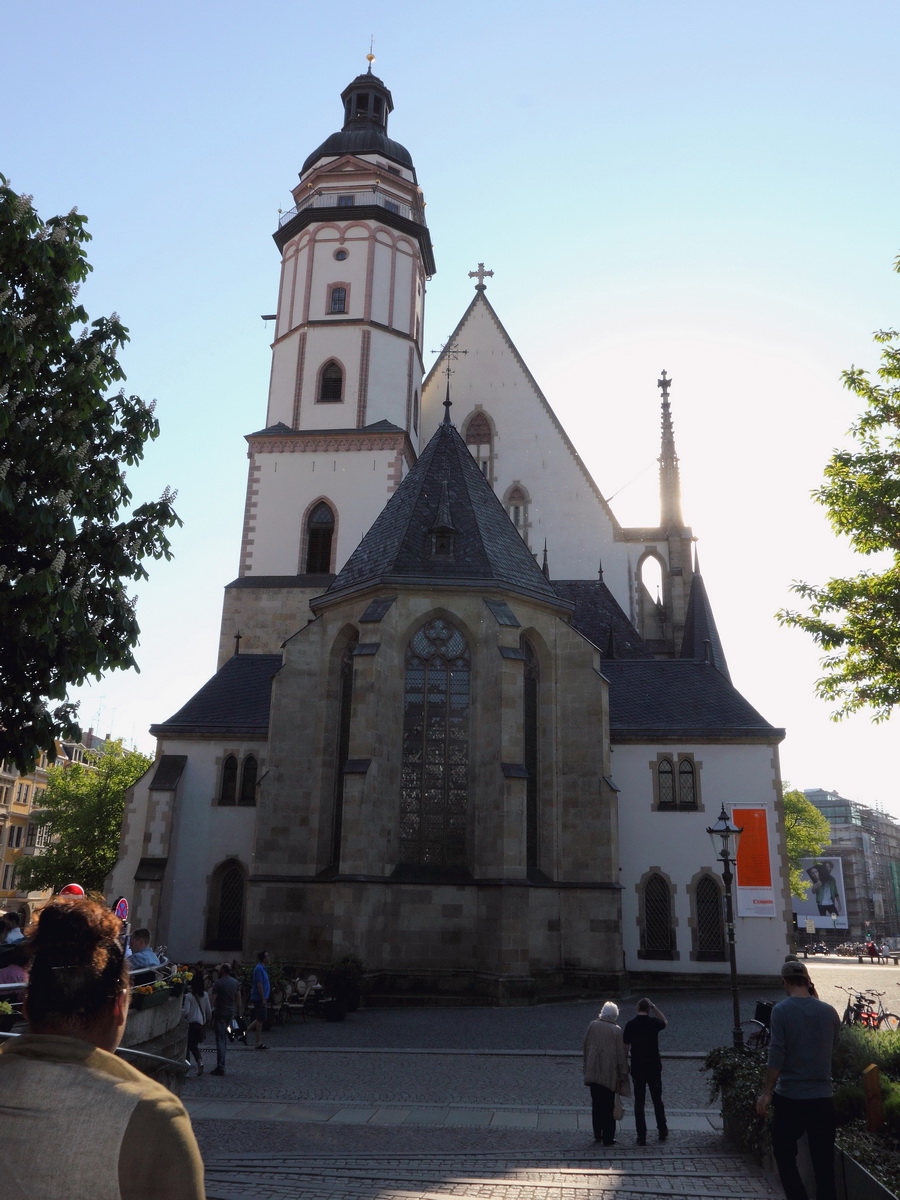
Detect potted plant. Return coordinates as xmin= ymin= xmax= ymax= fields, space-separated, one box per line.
xmin=322 ymin=954 xmax=365 ymax=1017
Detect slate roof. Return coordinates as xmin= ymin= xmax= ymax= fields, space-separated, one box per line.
xmin=552 ymin=580 xmax=655 ymax=659
xmin=323 ymin=413 xmax=567 ymax=607
xmin=680 ymin=570 xmax=731 ymax=680
xmin=602 ymin=659 xmax=783 ymax=741
xmin=150 ymin=654 xmax=282 ymax=738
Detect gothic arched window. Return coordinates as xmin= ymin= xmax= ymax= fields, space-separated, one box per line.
xmin=330 ymin=633 xmax=358 ymax=869
xmin=204 ymin=859 xmax=246 ymax=951
xmin=657 ymin=758 xmax=675 ymax=808
xmin=522 ymin=637 xmax=540 ymax=874
xmin=505 ymin=484 xmax=529 ymax=545
xmin=239 ymin=756 xmax=258 ymax=806
xmin=465 ymin=412 xmax=493 ymax=481
xmin=640 ymin=872 xmax=676 ymax=959
xmin=305 ymin=502 xmax=335 ymax=573
xmin=694 ymin=873 xmax=725 ymax=960
xmin=678 ymin=758 xmax=697 ymax=809
xmin=400 ymin=618 xmax=470 ymax=867
xmin=319 ymin=360 xmax=343 ymax=403
xmin=219 ymin=755 xmax=237 ymax=806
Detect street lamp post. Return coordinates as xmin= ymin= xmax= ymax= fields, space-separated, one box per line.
xmin=707 ymin=805 xmax=745 ymax=1050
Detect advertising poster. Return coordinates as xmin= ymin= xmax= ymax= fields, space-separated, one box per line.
xmin=734 ymin=807 xmax=775 ymax=917
xmin=792 ymin=856 xmax=848 ymax=930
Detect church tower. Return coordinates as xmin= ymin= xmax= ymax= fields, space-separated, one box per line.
xmin=219 ymin=61 xmax=436 ymax=663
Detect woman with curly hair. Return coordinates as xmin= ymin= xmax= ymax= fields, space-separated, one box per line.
xmin=0 ymin=895 xmax=204 ymax=1199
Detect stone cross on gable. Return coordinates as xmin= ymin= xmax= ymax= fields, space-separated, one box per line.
xmin=657 ymin=369 xmax=672 ymax=400
xmin=468 ymin=262 xmax=494 ymax=290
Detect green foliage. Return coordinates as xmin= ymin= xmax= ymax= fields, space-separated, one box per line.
xmin=0 ymin=177 xmax=181 ymax=772
xmin=834 ymin=1024 xmax=900 ymax=1081
xmin=781 ymin=787 xmax=831 ymax=897
xmin=704 ymin=1046 xmax=771 ymax=1162
xmin=14 ymin=739 xmax=151 ymax=893
xmin=778 ymin=254 xmax=900 ymax=722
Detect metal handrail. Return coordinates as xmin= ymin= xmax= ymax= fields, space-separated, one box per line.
xmin=278 ymin=189 xmax=419 ymax=227
xmin=0 ymin=1029 xmax=190 ymax=1075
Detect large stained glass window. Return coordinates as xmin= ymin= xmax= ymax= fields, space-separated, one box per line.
xmin=400 ymin=618 xmax=470 ymax=866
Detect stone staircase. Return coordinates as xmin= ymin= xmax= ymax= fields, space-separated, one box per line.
xmin=204 ymin=1147 xmax=777 ymax=1200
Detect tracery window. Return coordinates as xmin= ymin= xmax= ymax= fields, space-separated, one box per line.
xmin=657 ymin=759 xmax=674 ymax=807
xmin=505 ymin=484 xmax=529 ymax=545
xmin=653 ymin=754 xmax=700 ymax=811
xmin=639 ymin=871 xmax=676 ymax=959
xmin=678 ymin=758 xmax=696 ymax=808
xmin=319 ymin=360 xmax=343 ymax=403
xmin=205 ymin=859 xmax=246 ymax=951
xmin=694 ymin=873 xmax=725 ymax=961
xmin=465 ymin=412 xmax=493 ymax=481
xmin=305 ymin=502 xmax=335 ymax=573
xmin=400 ymin=618 xmax=470 ymax=866
xmin=522 ymin=638 xmax=539 ymax=874
xmin=219 ymin=755 xmax=238 ymax=806
xmin=330 ymin=634 xmax=357 ymax=869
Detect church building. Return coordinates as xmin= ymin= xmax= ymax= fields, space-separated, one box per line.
xmin=108 ymin=63 xmax=792 ymax=1000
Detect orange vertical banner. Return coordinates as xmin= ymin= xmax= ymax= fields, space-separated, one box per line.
xmin=733 ymin=807 xmax=774 ymax=917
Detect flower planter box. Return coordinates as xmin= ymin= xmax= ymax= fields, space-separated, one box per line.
xmin=131 ymin=987 xmax=172 ymax=1012
xmin=837 ymin=1148 xmax=899 ymax=1200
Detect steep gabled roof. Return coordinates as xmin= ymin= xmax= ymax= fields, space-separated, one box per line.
xmin=680 ymin=568 xmax=730 ymax=680
xmin=552 ymin=580 xmax=655 ymax=659
xmin=603 ymin=659 xmax=783 ymax=742
xmin=423 ymin=290 xmax=623 ymax=532
xmin=150 ymin=654 xmax=282 ymax=738
xmin=323 ymin=412 xmax=566 ymax=606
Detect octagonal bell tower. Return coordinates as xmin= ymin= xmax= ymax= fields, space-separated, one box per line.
xmin=235 ymin=61 xmax=436 ymax=597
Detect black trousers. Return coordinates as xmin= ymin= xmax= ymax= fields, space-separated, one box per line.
xmin=771 ymin=1093 xmax=836 ymax=1200
xmin=589 ymin=1083 xmax=616 ymax=1144
xmin=632 ymin=1067 xmax=667 ymax=1138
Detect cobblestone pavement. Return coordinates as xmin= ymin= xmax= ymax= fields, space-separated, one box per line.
xmin=189 ymin=960 xmax=894 ymax=1198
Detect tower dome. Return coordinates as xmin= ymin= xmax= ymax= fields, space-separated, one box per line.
xmin=301 ymin=70 xmax=414 ymax=176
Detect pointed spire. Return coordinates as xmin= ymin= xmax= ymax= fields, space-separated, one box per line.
xmin=541 ymin=539 xmax=550 ymax=580
xmin=680 ymin=565 xmax=731 ymax=680
xmin=443 ymin=377 xmax=452 ymax=424
xmin=597 ymin=556 xmax=604 ymax=583
xmin=657 ymin=370 xmax=684 ymax=528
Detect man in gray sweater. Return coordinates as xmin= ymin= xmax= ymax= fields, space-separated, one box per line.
xmin=756 ymin=958 xmax=841 ymax=1200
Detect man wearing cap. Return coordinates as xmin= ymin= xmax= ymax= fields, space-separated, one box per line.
xmin=756 ymin=958 xmax=841 ymax=1200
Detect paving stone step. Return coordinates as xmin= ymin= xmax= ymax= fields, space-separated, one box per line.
xmin=204 ymin=1149 xmax=776 ymax=1200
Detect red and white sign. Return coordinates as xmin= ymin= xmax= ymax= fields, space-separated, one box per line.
xmin=734 ymin=807 xmax=775 ymax=917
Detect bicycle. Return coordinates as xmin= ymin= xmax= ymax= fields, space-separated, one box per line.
xmin=838 ymin=987 xmax=900 ymax=1030
xmin=740 ymin=999 xmax=775 ymax=1049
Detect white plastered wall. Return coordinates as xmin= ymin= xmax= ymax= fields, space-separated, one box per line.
xmin=614 ymin=739 xmax=791 ymax=976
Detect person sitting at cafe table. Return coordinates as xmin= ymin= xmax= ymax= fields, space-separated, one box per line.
xmin=127 ymin=929 xmax=161 ymax=971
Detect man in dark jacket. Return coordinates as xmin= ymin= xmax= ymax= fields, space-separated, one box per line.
xmin=623 ymin=997 xmax=668 ymax=1146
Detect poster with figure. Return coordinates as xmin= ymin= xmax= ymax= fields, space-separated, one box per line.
xmin=734 ymin=807 xmax=776 ymax=917
xmin=792 ymin=857 xmax=848 ymax=930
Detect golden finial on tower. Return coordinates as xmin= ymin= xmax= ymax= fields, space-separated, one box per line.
xmin=366 ymin=35 xmax=375 ymax=72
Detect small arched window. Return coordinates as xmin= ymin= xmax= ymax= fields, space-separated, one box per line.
xmin=305 ymin=502 xmax=335 ymax=573
xmin=505 ymin=484 xmax=529 ymax=545
xmin=239 ymin=756 xmax=258 ymax=806
xmin=219 ymin=755 xmax=237 ymax=806
xmin=678 ymin=759 xmax=696 ymax=808
xmin=640 ymin=872 xmax=676 ymax=959
xmin=319 ymin=361 xmax=343 ymax=403
xmin=465 ymin=412 xmax=493 ymax=481
xmin=330 ymin=286 xmax=347 ymax=314
xmin=657 ymin=759 xmax=674 ymax=808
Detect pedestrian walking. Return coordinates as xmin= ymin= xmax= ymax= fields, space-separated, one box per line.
xmin=623 ymin=997 xmax=668 ymax=1145
xmin=181 ymin=971 xmax=212 ymax=1075
xmin=247 ymin=950 xmax=271 ymax=1050
xmin=756 ymin=958 xmax=842 ymax=1200
xmin=582 ymin=1001 xmax=630 ymax=1146
xmin=210 ymin=962 xmax=241 ymax=1076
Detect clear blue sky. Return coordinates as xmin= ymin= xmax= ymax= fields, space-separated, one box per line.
xmin=5 ymin=1 xmax=899 ymax=811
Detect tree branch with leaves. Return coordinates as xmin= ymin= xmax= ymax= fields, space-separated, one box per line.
xmin=779 ymin=254 xmax=900 ymax=721
xmin=0 ymin=178 xmax=181 ymax=771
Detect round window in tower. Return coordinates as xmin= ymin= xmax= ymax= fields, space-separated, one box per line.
xmin=334 ymin=248 xmax=349 ymax=261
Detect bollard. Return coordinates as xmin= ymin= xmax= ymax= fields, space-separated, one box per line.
xmin=863 ymin=1064 xmax=884 ymax=1133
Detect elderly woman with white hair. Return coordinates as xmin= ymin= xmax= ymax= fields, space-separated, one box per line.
xmin=583 ymin=1000 xmax=631 ymax=1145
